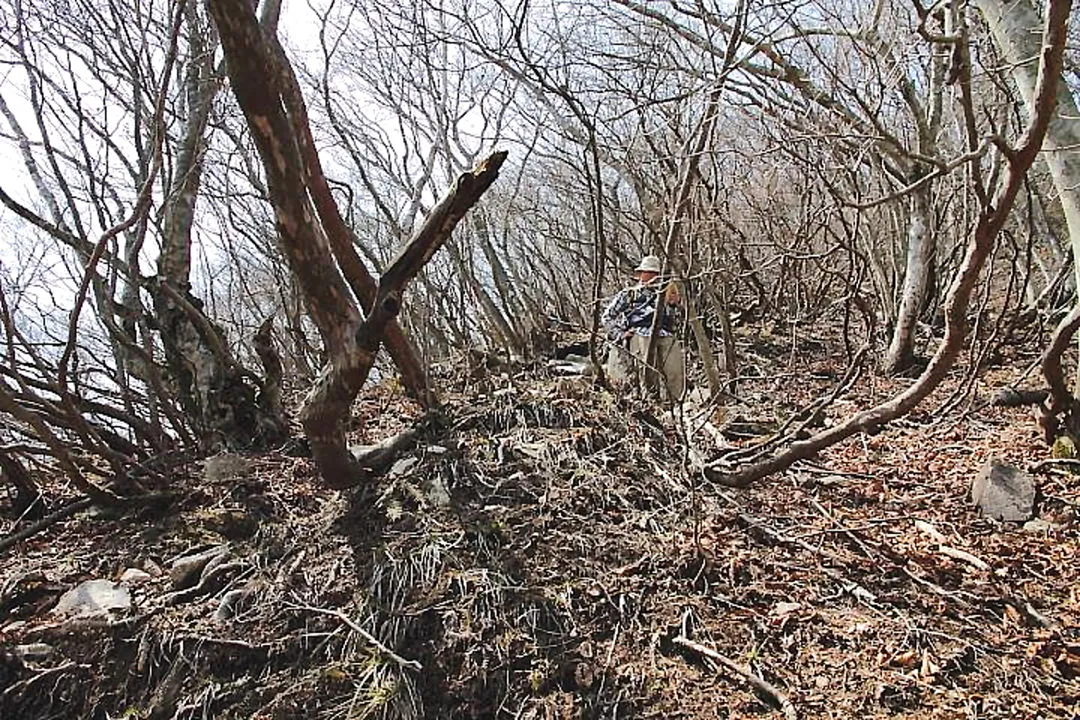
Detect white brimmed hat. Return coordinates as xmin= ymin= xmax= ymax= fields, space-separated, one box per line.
xmin=635 ymin=254 xmax=662 ymax=273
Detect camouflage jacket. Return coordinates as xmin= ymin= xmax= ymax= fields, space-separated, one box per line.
xmin=601 ymin=283 xmax=677 ymax=339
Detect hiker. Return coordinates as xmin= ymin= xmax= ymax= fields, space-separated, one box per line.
xmin=601 ymin=254 xmax=686 ymax=403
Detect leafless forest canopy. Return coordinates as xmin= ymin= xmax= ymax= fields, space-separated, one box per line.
xmin=4 ymin=1 xmax=1080 ymax=718
xmin=0 ymin=0 xmax=1078 ymax=532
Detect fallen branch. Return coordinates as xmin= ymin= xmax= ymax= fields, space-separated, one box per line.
xmin=914 ymin=520 xmax=991 ymax=571
xmin=287 ymin=602 xmax=422 ymax=672
xmin=938 ymin=545 xmax=991 ymax=572
xmin=0 ymin=497 xmax=94 ymax=556
xmin=146 ymin=657 xmax=187 ymax=720
xmin=991 ymin=387 xmax=1049 ymax=407
xmin=351 ymin=429 xmax=418 ymax=474
xmin=1029 ymin=457 xmax=1080 ymax=473
xmin=737 ymin=512 xmax=878 ymax=603
xmin=673 ymin=635 xmax=797 ymax=720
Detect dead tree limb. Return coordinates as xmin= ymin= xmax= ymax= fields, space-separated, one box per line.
xmin=300 ymin=153 xmax=507 ymax=486
xmin=673 ymin=635 xmax=798 ymax=720
xmin=705 ymin=0 xmax=1071 ymax=487
xmin=0 ymin=497 xmax=94 ymax=556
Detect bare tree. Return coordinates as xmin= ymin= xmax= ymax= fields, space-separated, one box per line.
xmin=206 ymin=0 xmax=505 ymax=487
xmin=707 ymin=0 xmax=1072 ymax=486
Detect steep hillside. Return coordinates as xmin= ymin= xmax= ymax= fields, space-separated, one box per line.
xmin=2 ymin=342 xmax=1079 ymax=719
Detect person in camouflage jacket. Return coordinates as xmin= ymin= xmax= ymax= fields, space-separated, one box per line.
xmin=601 ymin=254 xmax=686 ymax=403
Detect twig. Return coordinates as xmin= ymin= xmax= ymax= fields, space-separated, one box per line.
xmin=1029 ymin=457 xmax=1080 ymax=473
xmin=795 ymin=463 xmax=874 ymax=479
xmin=673 ymin=635 xmax=797 ymax=720
xmin=737 ymin=512 xmax=878 ymax=603
xmin=1005 ymin=596 xmax=1057 ymax=629
xmin=914 ymin=520 xmax=991 ymax=571
xmin=938 ymin=545 xmax=991 ymax=572
xmin=809 ymin=499 xmax=875 ymax=559
xmin=287 ymin=602 xmax=422 ymax=672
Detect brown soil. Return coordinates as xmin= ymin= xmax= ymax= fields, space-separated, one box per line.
xmin=2 ymin=336 xmax=1079 ymax=719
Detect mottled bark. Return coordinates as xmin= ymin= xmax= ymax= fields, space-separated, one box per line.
xmin=884 ymin=181 xmax=935 ymax=374
xmin=300 ymin=154 xmax=507 ymax=487
xmin=253 ymin=316 xmax=286 ymax=430
xmin=208 ymin=0 xmax=505 ymax=487
xmin=264 ymin=29 xmax=437 ymax=407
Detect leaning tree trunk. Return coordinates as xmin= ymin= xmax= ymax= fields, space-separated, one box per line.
xmin=208 ymin=0 xmax=504 ymax=488
xmin=973 ymin=0 xmax=1080 ymax=393
xmin=884 ymin=179 xmax=936 ymax=374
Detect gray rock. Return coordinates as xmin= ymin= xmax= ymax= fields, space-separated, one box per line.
xmin=547 ymin=357 xmax=593 ymax=376
xmin=203 ymin=453 xmax=254 ymax=484
xmin=169 ymin=545 xmax=228 ymax=589
xmin=120 ymin=568 xmax=153 ymax=585
xmin=1023 ymin=519 xmax=1060 ymax=533
xmin=213 ymin=589 xmax=251 ymax=623
xmin=972 ymin=460 xmax=1036 ymax=522
xmin=52 ymin=580 xmax=131 ymax=617
xmin=389 ymin=457 xmax=419 ymax=478
xmin=15 ymin=643 xmax=54 ymax=662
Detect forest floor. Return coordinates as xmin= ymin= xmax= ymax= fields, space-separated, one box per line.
xmin=2 ymin=324 xmax=1079 ymax=719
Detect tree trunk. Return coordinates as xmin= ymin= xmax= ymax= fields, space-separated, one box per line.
xmin=885 ymin=180 xmax=935 ymax=374
xmin=155 ymin=4 xmax=287 ymax=451
xmin=446 ymin=239 xmax=523 ymax=355
xmin=208 ymin=0 xmax=505 ymax=488
xmin=685 ymin=289 xmax=723 ymax=399
xmin=974 ymin=0 xmax=1080 ymax=390
xmin=0 ymin=452 xmax=43 ymax=519
xmin=707 ymin=284 xmax=739 ymax=387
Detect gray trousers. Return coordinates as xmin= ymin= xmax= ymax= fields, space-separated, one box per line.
xmin=606 ymin=334 xmax=686 ymax=403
